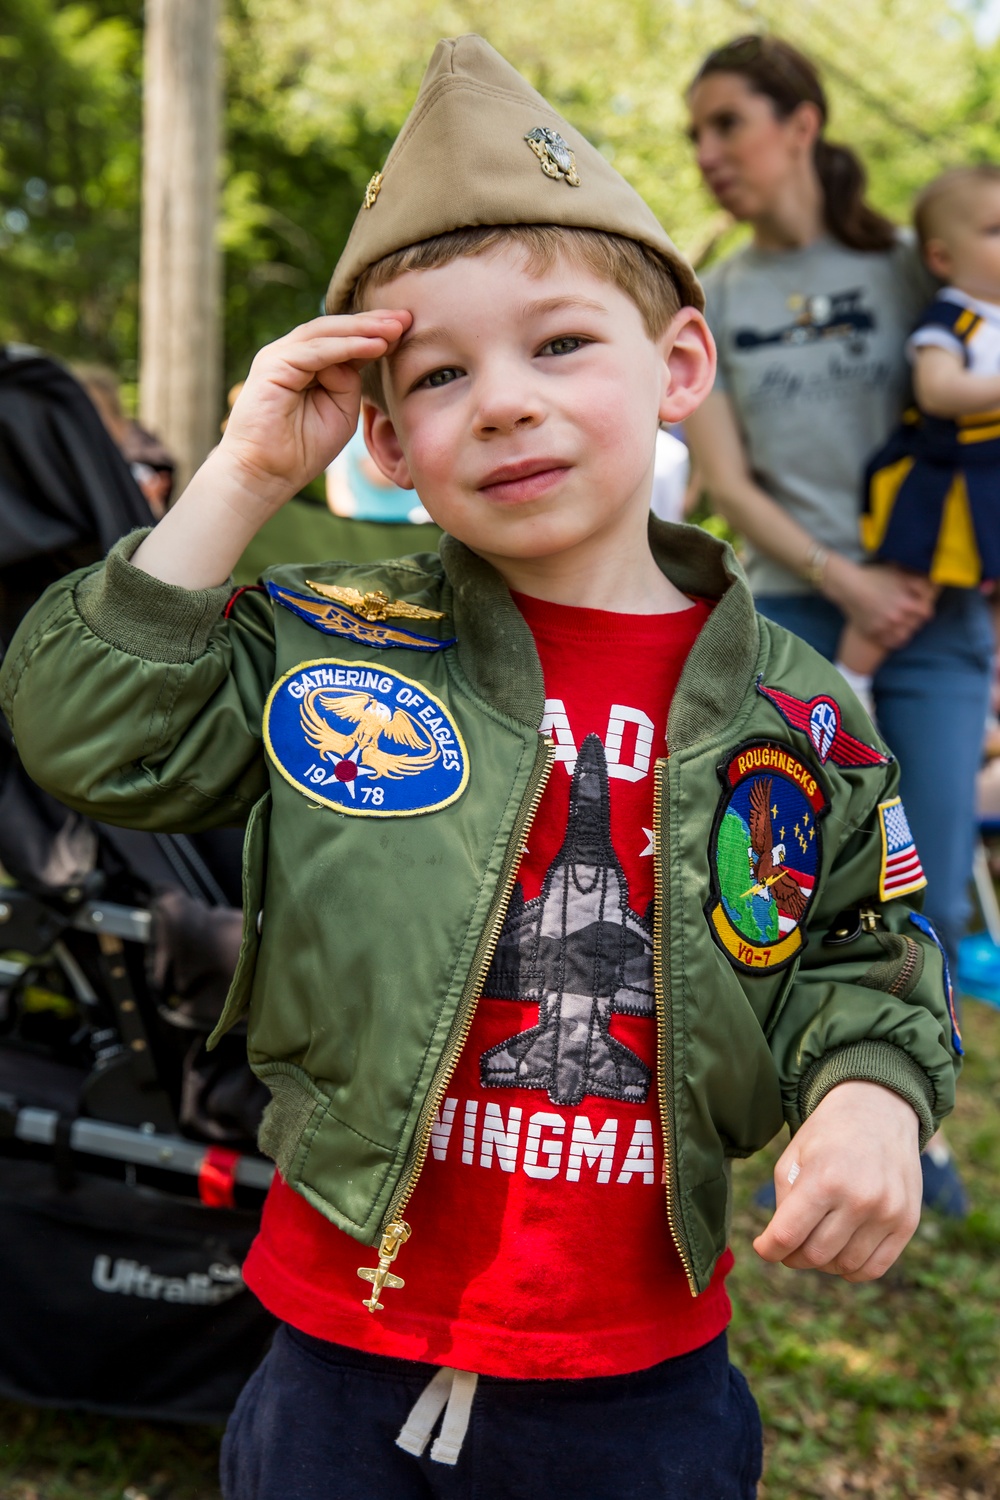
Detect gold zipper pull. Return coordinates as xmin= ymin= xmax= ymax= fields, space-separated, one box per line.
xmin=357 ymin=1220 xmax=411 ymax=1313
xmin=859 ymin=905 xmax=879 ymax=934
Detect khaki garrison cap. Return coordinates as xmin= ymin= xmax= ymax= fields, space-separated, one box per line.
xmin=325 ymin=34 xmax=703 ymax=313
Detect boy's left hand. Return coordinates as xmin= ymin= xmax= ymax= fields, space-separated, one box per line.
xmin=752 ymin=1081 xmax=922 ymax=1282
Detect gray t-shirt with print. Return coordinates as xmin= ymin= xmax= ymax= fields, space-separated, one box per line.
xmin=701 ymin=235 xmax=933 ymax=596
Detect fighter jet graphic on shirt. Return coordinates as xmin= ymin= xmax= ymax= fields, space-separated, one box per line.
xmin=480 ymin=734 xmax=654 ymax=1107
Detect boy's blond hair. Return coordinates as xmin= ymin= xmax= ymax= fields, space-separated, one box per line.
xmin=350 ymin=224 xmax=682 ymax=409
xmin=914 ymin=164 xmax=1000 ymax=249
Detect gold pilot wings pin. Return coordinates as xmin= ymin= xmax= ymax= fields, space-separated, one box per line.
xmin=266 ymin=580 xmax=455 ymax=652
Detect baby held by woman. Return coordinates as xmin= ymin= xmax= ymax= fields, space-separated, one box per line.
xmin=839 ymin=165 xmax=1000 ymax=715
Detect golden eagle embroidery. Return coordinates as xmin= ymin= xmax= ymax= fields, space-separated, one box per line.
xmin=300 ymin=689 xmax=439 ymax=781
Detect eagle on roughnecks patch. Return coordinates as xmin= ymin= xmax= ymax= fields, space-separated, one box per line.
xmin=746 ymin=776 xmax=808 ymax=920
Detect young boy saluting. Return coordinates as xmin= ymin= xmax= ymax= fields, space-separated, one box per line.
xmin=0 ymin=37 xmax=959 ymax=1499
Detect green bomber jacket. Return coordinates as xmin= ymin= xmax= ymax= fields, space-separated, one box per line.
xmin=0 ymin=519 xmax=959 ymax=1295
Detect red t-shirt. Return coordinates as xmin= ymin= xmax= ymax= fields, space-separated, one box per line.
xmin=244 ymin=591 xmax=733 ymax=1378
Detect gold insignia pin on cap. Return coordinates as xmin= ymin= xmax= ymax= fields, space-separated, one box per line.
xmin=524 ymin=126 xmax=580 ymax=186
xmin=325 ymin=35 xmax=702 ymax=314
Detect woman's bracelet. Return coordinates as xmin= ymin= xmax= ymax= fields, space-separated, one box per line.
xmin=800 ymin=542 xmax=830 ymax=590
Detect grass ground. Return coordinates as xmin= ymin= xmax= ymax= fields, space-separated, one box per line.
xmin=1 ymin=1001 xmax=998 ymax=1500
xmin=731 ymin=996 xmax=1000 ymax=1499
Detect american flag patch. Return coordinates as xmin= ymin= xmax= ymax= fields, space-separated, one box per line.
xmin=877 ymin=798 xmax=927 ymax=900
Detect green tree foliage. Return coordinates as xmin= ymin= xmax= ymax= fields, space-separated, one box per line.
xmin=222 ymin=1 xmax=396 ymax=391
xmin=234 ymin=0 xmax=995 ymax=263
xmin=0 ymin=0 xmax=142 ymax=371
xmin=1 ymin=0 xmax=997 ymax=403
xmin=0 ymin=0 xmax=397 ymax=390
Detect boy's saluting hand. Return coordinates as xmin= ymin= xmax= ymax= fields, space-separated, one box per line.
xmin=753 ymin=1080 xmax=923 ymax=1283
xmin=222 ymin=312 xmax=411 ymax=506
xmin=130 ymin=311 xmax=411 ymax=592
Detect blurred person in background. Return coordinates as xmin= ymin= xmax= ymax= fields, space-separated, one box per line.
xmin=74 ymin=364 xmax=175 ymax=517
xmin=684 ymin=34 xmax=990 ymax=1216
xmin=326 ymin=426 xmax=434 ymax=525
xmin=122 ymin=421 xmax=175 ymax=516
xmin=71 ymin=364 xmax=129 ymax=450
xmin=650 ymin=425 xmax=691 ymax=523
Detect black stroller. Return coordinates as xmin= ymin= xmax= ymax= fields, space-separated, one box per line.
xmin=0 ymin=347 xmax=275 ymax=1423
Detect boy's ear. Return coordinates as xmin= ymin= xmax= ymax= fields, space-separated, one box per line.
xmin=658 ymin=308 xmax=717 ymax=426
xmin=362 ymin=402 xmax=415 ymax=491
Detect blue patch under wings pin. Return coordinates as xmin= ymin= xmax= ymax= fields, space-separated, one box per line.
xmin=267 ymin=580 xmax=456 ymax=652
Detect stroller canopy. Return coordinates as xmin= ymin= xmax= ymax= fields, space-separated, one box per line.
xmin=0 ymin=346 xmax=154 ymax=578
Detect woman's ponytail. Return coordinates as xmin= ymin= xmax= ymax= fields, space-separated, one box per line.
xmin=814 ymin=139 xmax=897 ymax=252
xmin=690 ymin=35 xmax=897 ymax=253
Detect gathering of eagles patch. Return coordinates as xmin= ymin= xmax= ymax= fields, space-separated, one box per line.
xmin=263 ymin=658 xmax=468 ymax=817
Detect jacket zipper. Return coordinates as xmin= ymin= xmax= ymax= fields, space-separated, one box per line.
xmin=358 ymin=735 xmax=555 ymax=1311
xmin=653 ymin=758 xmax=697 ymax=1294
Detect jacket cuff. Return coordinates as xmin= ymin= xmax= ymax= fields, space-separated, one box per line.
xmin=798 ymin=1041 xmax=936 ymax=1150
xmin=76 ymin=529 xmax=233 ymax=664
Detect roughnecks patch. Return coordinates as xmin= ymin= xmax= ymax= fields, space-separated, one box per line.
xmin=707 ymin=740 xmax=829 ymax=973
xmin=264 ymin=659 xmax=468 ymax=817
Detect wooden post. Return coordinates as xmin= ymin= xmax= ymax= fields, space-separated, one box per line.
xmin=140 ymin=0 xmax=222 ymax=495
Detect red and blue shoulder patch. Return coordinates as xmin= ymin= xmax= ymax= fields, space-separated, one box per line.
xmin=756 ymin=678 xmax=892 ymax=769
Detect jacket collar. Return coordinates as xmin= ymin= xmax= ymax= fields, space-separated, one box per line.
xmin=440 ymin=518 xmax=760 ymax=750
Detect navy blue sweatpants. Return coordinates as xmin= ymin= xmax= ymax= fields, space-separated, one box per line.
xmin=221 ymin=1325 xmax=762 ymax=1499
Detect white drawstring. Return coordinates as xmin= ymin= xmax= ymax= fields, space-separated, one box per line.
xmin=396 ymin=1365 xmax=480 ymax=1465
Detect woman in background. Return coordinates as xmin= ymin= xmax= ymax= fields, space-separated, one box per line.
xmin=685 ymin=35 xmax=989 ymax=1215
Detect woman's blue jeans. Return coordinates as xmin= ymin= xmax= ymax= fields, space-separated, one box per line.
xmin=756 ymin=588 xmax=994 ymax=971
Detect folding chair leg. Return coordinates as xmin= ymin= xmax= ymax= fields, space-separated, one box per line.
xmin=972 ymin=838 xmax=1000 ymax=945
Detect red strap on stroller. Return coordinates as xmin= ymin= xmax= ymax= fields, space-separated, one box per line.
xmin=198 ymin=1146 xmax=240 ymax=1208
